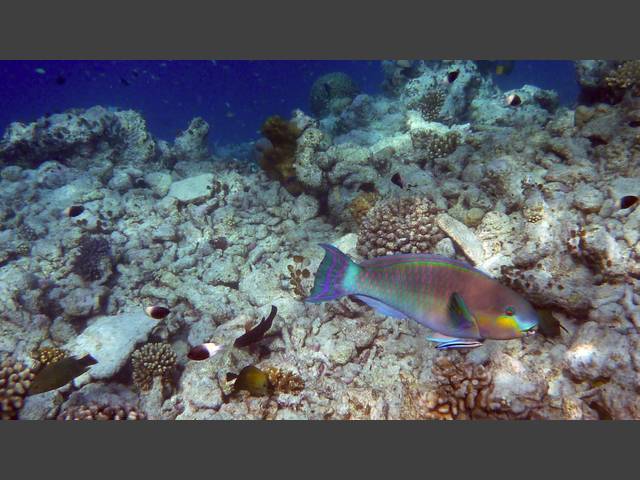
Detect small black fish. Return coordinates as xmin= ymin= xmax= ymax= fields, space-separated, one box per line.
xmin=28 ymin=354 xmax=97 ymax=395
xmin=120 ymin=77 xmax=130 ymax=86
xmin=234 ymin=305 xmax=276 ymax=348
xmin=145 ymin=306 xmax=170 ymax=320
xmin=65 ymin=205 xmax=85 ymax=217
xmin=391 ymin=172 xmax=404 ymax=189
xmin=536 ymin=309 xmax=568 ymax=339
xmin=227 ymin=365 xmax=271 ymax=396
xmin=447 ymin=69 xmax=460 ymax=83
xmin=323 ymin=82 xmax=332 ymax=95
xmin=55 ymin=75 xmax=66 ymax=85
xmin=506 ymin=93 xmax=521 ymax=107
xmin=619 ymin=195 xmax=639 ymax=210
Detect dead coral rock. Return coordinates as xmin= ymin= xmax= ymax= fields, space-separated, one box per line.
xmin=564 ymin=321 xmax=630 ymax=383
xmin=357 ymin=196 xmax=444 ymax=258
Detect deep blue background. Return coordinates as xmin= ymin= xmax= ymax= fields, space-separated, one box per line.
xmin=0 ymin=60 xmax=579 ymax=148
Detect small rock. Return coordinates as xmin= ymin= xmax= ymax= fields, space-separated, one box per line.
xmin=573 ymin=184 xmax=604 ymax=213
xmin=144 ymin=172 xmax=173 ymax=197
xmin=436 ymin=213 xmax=485 ymax=264
xmin=65 ymin=312 xmax=157 ymax=381
xmin=166 ymin=173 xmax=214 ymax=204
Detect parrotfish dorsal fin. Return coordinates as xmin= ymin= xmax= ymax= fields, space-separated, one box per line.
xmin=447 ymin=292 xmax=480 ymax=337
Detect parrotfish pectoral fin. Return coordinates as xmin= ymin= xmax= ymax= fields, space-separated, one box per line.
xmin=446 ymin=292 xmax=480 ymax=337
xmin=353 ymin=295 xmax=408 ymax=319
xmin=426 ymin=334 xmax=484 ymax=350
xmin=305 ymin=243 xmax=358 ymax=303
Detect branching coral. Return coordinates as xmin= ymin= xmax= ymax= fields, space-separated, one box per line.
xmin=347 ymin=191 xmax=380 ymax=225
xmin=263 ymin=366 xmax=305 ymax=394
xmin=72 ymin=235 xmax=112 ymax=282
xmin=0 ymin=358 xmax=35 ymax=420
xmin=410 ymin=129 xmax=460 ymax=166
xmin=30 ymin=347 xmax=67 ymax=369
xmin=605 ymin=60 xmax=640 ymax=95
xmin=357 ymin=196 xmax=445 ymax=258
xmin=258 ymin=116 xmax=303 ymax=195
xmin=400 ymin=357 xmax=512 ymax=420
xmin=131 ymin=343 xmax=177 ymax=392
xmin=413 ymin=88 xmax=446 ymax=122
xmin=57 ymin=403 xmax=146 ymax=420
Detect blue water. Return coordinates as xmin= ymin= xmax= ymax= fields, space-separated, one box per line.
xmin=0 ymin=60 xmax=578 ymax=148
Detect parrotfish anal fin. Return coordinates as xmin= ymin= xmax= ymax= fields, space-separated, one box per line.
xmin=426 ymin=333 xmax=484 ymax=350
xmin=447 ymin=292 xmax=480 ymax=337
xmin=353 ymin=295 xmax=408 ymax=319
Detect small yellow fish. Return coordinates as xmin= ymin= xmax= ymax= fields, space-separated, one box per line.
xmin=227 ymin=366 xmax=272 ymax=396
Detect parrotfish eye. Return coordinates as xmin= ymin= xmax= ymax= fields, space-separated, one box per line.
xmin=505 ymin=306 xmax=515 ymax=316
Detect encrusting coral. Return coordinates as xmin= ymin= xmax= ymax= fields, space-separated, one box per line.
xmin=257 ymin=116 xmax=303 ymax=195
xmin=357 ymin=196 xmax=445 ymax=258
xmin=0 ymin=358 xmax=35 ymax=420
xmin=131 ymin=343 xmax=177 ymax=392
xmin=57 ymin=403 xmax=146 ymax=420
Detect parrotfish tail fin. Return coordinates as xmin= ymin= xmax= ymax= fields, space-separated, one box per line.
xmin=426 ymin=333 xmax=484 ymax=350
xmin=305 ymin=243 xmax=358 ymax=303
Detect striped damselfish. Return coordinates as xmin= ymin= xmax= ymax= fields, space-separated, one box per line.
xmin=306 ymin=243 xmax=539 ymax=350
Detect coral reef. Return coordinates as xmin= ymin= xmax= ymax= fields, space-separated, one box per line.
xmin=1 ymin=59 xmax=640 ymax=420
xmin=0 ymin=358 xmax=35 ymax=420
xmin=131 ymin=343 xmax=177 ymax=392
xmin=357 ymin=196 xmax=445 ymax=258
xmin=57 ymin=403 xmax=146 ymax=420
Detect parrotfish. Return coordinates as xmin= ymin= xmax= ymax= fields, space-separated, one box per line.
xmin=306 ymin=244 xmax=539 ymax=350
